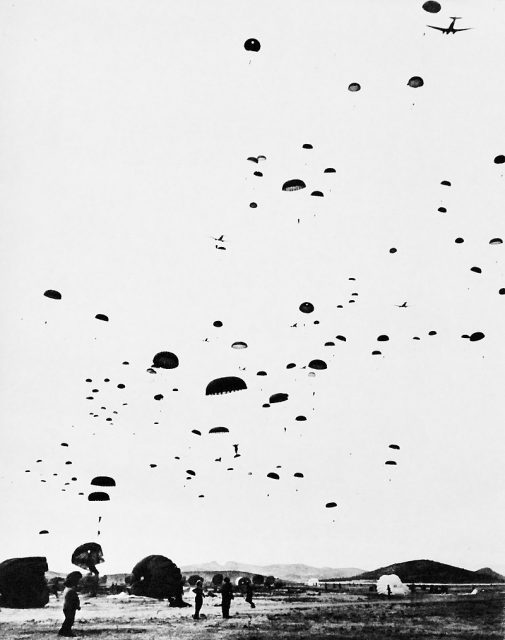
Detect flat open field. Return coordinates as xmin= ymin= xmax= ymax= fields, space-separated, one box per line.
xmin=1 ymin=590 xmax=504 ymax=639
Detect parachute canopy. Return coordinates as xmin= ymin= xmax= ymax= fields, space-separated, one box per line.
xmin=206 ymin=376 xmax=247 ymax=395
xmin=71 ymin=543 xmax=104 ymax=575
xmin=152 ymin=351 xmax=179 ymax=369
xmin=88 ymin=491 xmax=110 ymax=501
xmin=407 ymin=76 xmax=424 ymax=88
xmin=130 ymin=555 xmax=186 ymax=605
xmin=95 ymin=314 xmax=109 ymax=322
xmin=376 ymin=574 xmax=410 ymax=596
xmin=267 ymin=472 xmax=279 ymax=480
xmin=348 ymin=82 xmax=361 ymax=92
xmin=282 ymin=179 xmax=306 ymax=192
xmin=91 ymin=476 xmax=116 ymax=487
xmin=269 ymin=393 xmax=288 ymax=403
xmin=209 ymin=426 xmax=229 ymax=434
xmin=244 ymin=38 xmax=261 ymax=52
xmin=43 ymin=289 xmax=61 ymax=300
xmin=308 ymin=359 xmax=327 ymax=370
xmin=299 ymin=302 xmax=314 ymax=313
xmin=231 ymin=341 xmax=248 ymax=349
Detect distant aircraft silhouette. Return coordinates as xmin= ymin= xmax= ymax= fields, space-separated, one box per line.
xmin=396 ymin=302 xmax=408 ymax=308
xmin=212 ymin=235 xmax=225 ymax=242
xmin=428 ymin=17 xmax=471 ymax=34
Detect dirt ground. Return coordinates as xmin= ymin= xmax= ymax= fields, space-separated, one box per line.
xmin=1 ymin=590 xmax=504 ymax=639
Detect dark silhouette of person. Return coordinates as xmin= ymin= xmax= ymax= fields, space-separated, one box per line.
xmin=221 ymin=577 xmax=234 ymax=618
xmin=192 ymin=580 xmax=204 ymax=619
xmin=245 ymin=582 xmax=255 ymax=608
xmin=387 ymin=584 xmax=392 ymax=597
xmin=51 ymin=581 xmax=60 ymax=600
xmin=58 ymin=572 xmax=82 ymax=637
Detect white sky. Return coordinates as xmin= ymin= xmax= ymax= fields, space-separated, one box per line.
xmin=1 ymin=0 xmax=504 ymax=575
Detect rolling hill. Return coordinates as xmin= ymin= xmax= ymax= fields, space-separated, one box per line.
xmin=325 ymin=560 xmax=505 ymax=584
xmin=181 ymin=561 xmax=364 ymax=582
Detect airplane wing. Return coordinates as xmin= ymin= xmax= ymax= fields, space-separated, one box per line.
xmin=427 ymin=25 xmax=447 ymax=32
xmin=453 ymin=27 xmax=472 ymax=31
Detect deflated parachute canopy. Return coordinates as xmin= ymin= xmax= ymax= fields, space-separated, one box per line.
xmin=152 ymin=351 xmax=179 ymax=369
xmin=206 ymin=376 xmax=247 ymax=395
xmin=71 ymin=543 xmax=104 ymax=576
xmin=376 ymin=574 xmax=409 ymax=596
xmin=130 ymin=555 xmax=187 ymax=605
xmin=90 ymin=476 xmax=116 ymax=487
xmin=0 ymin=557 xmax=49 ymax=608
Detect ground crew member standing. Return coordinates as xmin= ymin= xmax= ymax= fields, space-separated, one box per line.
xmin=221 ymin=577 xmax=234 ymax=618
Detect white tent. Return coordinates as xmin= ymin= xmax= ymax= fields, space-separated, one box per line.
xmin=376 ymin=574 xmax=410 ymax=596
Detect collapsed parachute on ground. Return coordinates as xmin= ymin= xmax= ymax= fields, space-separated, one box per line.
xmin=376 ymin=574 xmax=410 ymax=596
xmin=152 ymin=352 xmax=179 ymax=369
xmin=129 ymin=555 xmax=187 ymax=605
xmin=91 ymin=476 xmax=116 ymax=487
xmin=71 ymin=543 xmax=104 ymax=576
xmin=205 ymin=376 xmax=247 ymax=395
xmin=0 ymin=557 xmax=49 ymax=608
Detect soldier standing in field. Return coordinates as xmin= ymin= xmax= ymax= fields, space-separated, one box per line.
xmin=221 ymin=577 xmax=234 ymax=618
xmin=58 ymin=571 xmax=82 ymax=637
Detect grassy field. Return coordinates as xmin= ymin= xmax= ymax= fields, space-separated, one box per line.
xmin=1 ymin=589 xmax=504 ymax=639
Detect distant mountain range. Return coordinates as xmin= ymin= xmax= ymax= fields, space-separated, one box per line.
xmin=323 ymin=560 xmax=505 ymax=584
xmin=48 ymin=559 xmax=505 ymax=585
xmin=181 ymin=561 xmax=364 ymax=583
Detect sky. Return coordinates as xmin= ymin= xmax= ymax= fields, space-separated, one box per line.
xmin=1 ymin=0 xmax=504 ymax=576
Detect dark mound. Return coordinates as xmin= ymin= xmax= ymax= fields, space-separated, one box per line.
xmin=0 ymin=557 xmax=49 ymax=608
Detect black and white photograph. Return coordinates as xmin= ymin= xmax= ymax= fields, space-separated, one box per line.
xmin=1 ymin=1 xmax=504 ymax=638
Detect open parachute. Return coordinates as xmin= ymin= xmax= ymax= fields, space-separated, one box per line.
xmin=71 ymin=542 xmax=104 ymax=576
xmin=376 ymin=574 xmax=410 ymax=596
